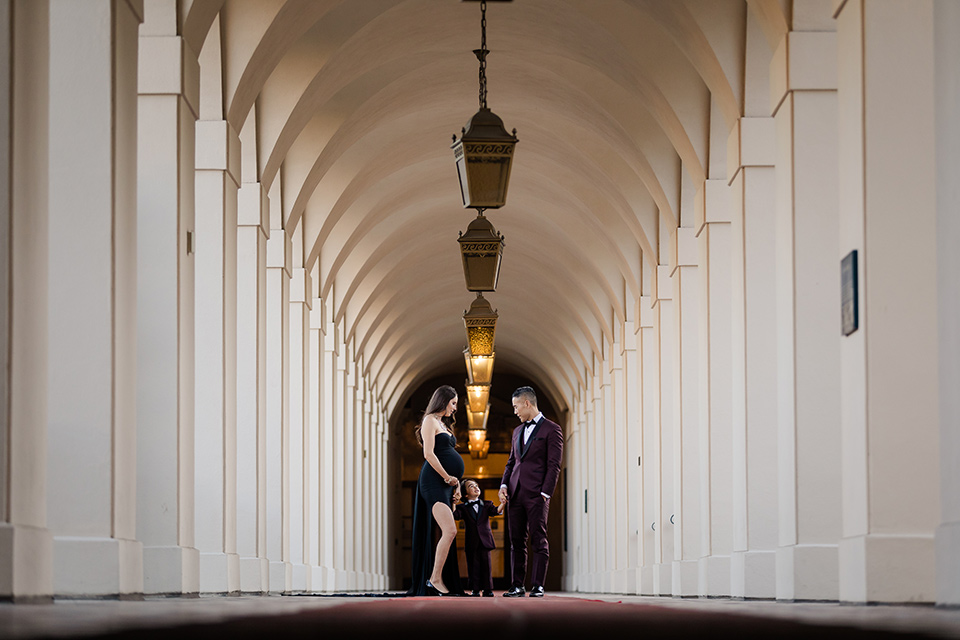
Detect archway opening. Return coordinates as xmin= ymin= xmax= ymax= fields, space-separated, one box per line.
xmin=387 ymin=371 xmax=565 ymax=592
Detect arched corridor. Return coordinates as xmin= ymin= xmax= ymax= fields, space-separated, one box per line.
xmin=2 ymin=0 xmax=960 ymax=613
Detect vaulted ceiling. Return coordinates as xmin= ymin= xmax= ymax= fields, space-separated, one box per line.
xmin=180 ymin=0 xmax=784 ymax=415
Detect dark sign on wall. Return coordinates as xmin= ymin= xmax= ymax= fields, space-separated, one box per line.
xmin=842 ymin=250 xmax=859 ymax=336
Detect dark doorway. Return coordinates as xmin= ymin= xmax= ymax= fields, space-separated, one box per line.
xmin=389 ymin=372 xmax=564 ymax=592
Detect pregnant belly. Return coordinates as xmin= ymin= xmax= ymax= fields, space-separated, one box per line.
xmin=437 ymin=449 xmax=464 ymax=478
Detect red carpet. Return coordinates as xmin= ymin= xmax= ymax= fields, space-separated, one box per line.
xmin=70 ymin=595 xmax=939 ymax=640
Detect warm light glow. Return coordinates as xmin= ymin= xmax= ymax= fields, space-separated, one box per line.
xmin=466 ymin=384 xmax=490 ymax=413
xmin=468 ymin=430 xmax=490 ymax=460
xmin=464 ymin=349 xmax=495 ymax=385
xmin=468 ymin=429 xmax=486 ymax=450
xmin=466 ymin=404 xmax=490 ymax=431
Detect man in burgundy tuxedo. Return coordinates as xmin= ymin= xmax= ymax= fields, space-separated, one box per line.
xmin=499 ymin=386 xmax=563 ymax=598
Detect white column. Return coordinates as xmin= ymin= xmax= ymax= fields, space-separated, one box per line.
xmin=2 ymin=0 xmax=54 ymax=602
xmin=728 ymin=117 xmax=778 ymax=599
xmin=696 ymin=180 xmax=733 ymax=596
xmin=836 ymin=0 xmax=939 ymax=603
xmin=638 ymin=295 xmax=658 ymax=595
xmin=136 ymin=1 xmax=201 ymax=595
xmin=620 ymin=320 xmax=640 ymax=593
xmin=333 ymin=321 xmax=347 ymax=589
xmin=772 ymin=18 xmax=842 ymax=601
xmin=236 ymin=182 xmax=268 ymax=592
xmin=671 ymin=226 xmax=701 ymax=596
xmin=320 ymin=295 xmax=337 ymax=590
xmin=934 ymin=0 xmax=960 ymax=608
xmin=265 ymin=228 xmax=291 ymax=592
xmin=342 ymin=337 xmax=357 ymax=589
xmin=600 ymin=346 xmax=615 ymax=591
xmin=307 ymin=283 xmax=323 ymax=589
xmin=652 ymin=265 xmax=675 ymax=596
xmin=588 ymin=362 xmax=601 ymax=591
xmin=194 ymin=117 xmax=240 ymax=594
xmin=289 ymin=267 xmax=311 ymax=592
xmin=46 ymin=0 xmax=143 ymax=597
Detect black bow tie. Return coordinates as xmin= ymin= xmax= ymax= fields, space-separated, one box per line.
xmin=523 ymin=420 xmax=536 ymax=428
xmin=468 ymin=499 xmax=481 ymax=505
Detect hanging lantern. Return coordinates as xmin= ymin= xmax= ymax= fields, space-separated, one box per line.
xmin=458 ymin=213 xmax=505 ymax=292
xmin=451 ymin=0 xmax=518 ymax=210
xmin=463 ymin=293 xmax=497 ymax=356
xmin=466 ymin=383 xmax=491 ymax=413
xmin=463 ymin=348 xmax=495 ymax=385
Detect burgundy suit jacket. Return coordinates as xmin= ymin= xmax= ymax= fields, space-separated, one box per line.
xmin=501 ymin=417 xmax=563 ymax=500
xmin=454 ymin=499 xmax=499 ymax=550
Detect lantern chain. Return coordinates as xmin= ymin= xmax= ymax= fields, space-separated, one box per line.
xmin=478 ymin=0 xmax=488 ymax=109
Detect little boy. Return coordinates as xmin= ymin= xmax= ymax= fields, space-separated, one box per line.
xmin=454 ymin=478 xmax=503 ymax=597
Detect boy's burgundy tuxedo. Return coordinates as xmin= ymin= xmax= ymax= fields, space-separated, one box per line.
xmin=501 ymin=416 xmax=564 ymax=589
xmin=454 ymin=499 xmax=500 ymax=591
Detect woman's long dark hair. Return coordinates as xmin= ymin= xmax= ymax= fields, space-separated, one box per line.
xmin=415 ymin=385 xmax=458 ymax=445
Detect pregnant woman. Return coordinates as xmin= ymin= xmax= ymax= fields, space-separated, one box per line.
xmin=407 ymin=385 xmax=465 ymax=596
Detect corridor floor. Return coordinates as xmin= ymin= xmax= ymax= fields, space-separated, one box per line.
xmin=2 ymin=593 xmax=960 ymax=639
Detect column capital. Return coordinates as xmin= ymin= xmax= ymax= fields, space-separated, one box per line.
xmin=668 ymin=227 xmax=698 ymax=276
xmin=771 ymin=31 xmax=838 ymax=115
xmin=196 ymin=120 xmax=241 ymax=186
xmin=138 ymin=35 xmax=199 ymax=117
xmin=620 ymin=320 xmax=638 ymax=351
xmin=727 ymin=117 xmax=775 ymax=183
xmin=695 ymin=179 xmax=732 ymax=235
xmin=638 ymin=295 xmax=655 ymax=328
xmin=266 ymin=229 xmax=292 ymax=275
xmin=291 ymin=268 xmax=312 ymax=308
xmin=238 ymin=183 xmax=269 ymax=232
xmin=653 ymin=265 xmax=673 ymax=304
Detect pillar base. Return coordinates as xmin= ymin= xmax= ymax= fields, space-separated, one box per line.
xmin=53 ymin=536 xmax=143 ymax=597
xmin=840 ymin=533 xmax=935 ymax=603
xmin=653 ymin=562 xmax=672 ymax=595
xmin=310 ymin=566 xmax=333 ymax=593
xmin=672 ymin=559 xmax=699 ymax=596
xmin=198 ymin=551 xmax=240 ymax=594
xmin=291 ymin=562 xmax=309 ymax=592
xmin=239 ymin=555 xmax=267 ymax=593
xmin=776 ymin=543 xmax=837 ymax=601
xmin=937 ymin=521 xmax=960 ymax=605
xmin=731 ymin=549 xmax=776 ymax=598
xmin=0 ymin=523 xmax=53 ymax=601
xmin=143 ymin=544 xmax=200 ymax=595
xmin=639 ymin=565 xmax=655 ymax=595
xmin=698 ymin=554 xmax=731 ymax=597
xmin=268 ymin=560 xmax=291 ymax=593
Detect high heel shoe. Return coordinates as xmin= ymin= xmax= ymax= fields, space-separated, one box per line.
xmin=425 ymin=580 xmax=448 ymax=596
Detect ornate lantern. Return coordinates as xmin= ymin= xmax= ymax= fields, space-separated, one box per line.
xmin=458 ymin=213 xmax=505 ymax=292
xmin=463 ymin=293 xmax=497 ymax=357
xmin=463 ymin=348 xmax=495 ymax=385
xmin=466 ymin=403 xmax=491 ymax=459
xmin=466 ymin=383 xmax=491 ymax=413
xmin=451 ymin=0 xmax=518 ymax=210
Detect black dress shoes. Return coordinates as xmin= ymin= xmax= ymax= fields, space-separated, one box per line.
xmin=503 ymin=586 xmax=525 ymax=597
xmin=470 ymin=590 xmax=481 ymax=597
xmin=482 ymin=590 xmax=494 ymax=597
xmin=529 ymin=586 xmax=545 ymax=597
xmin=425 ymin=580 xmax=449 ymax=596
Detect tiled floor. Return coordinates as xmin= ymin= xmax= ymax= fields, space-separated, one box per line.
xmin=1 ymin=593 xmax=959 ymax=639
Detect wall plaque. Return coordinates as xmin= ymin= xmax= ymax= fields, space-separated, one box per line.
xmin=842 ymin=250 xmax=859 ymax=336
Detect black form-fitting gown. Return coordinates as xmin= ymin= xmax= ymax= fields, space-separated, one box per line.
xmin=407 ymin=431 xmax=465 ymax=596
